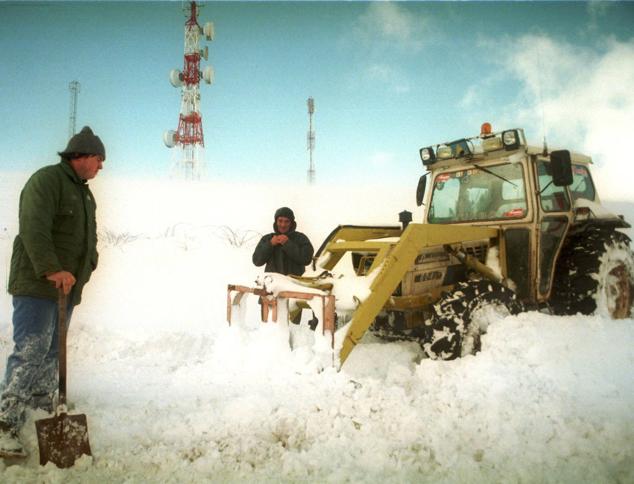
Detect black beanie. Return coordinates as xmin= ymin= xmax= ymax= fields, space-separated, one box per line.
xmin=58 ymin=126 xmax=106 ymax=160
xmin=274 ymin=207 xmax=295 ymax=221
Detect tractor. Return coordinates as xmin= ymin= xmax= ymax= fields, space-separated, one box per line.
xmin=228 ymin=123 xmax=633 ymax=367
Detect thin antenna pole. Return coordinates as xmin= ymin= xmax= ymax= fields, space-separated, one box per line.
xmin=68 ymin=81 xmax=80 ymax=139
xmin=534 ymin=44 xmax=548 ymax=155
xmin=307 ymin=97 xmax=315 ymax=184
xmin=538 ymin=82 xmax=548 ymax=155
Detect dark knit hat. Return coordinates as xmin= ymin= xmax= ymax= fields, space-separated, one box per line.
xmin=274 ymin=207 xmax=295 ymax=221
xmin=58 ymin=126 xmax=106 ymax=160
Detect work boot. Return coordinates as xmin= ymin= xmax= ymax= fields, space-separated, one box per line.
xmin=0 ymin=421 xmax=26 ymax=459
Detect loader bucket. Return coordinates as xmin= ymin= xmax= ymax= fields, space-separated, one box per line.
xmin=227 ymin=284 xmax=336 ymax=348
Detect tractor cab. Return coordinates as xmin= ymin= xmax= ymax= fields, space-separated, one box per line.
xmin=416 ymin=123 xmax=582 ymax=305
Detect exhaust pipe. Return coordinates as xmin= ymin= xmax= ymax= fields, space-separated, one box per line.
xmin=399 ymin=210 xmax=412 ymax=230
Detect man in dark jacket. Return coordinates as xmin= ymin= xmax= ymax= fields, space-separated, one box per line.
xmin=252 ymin=207 xmax=316 ymax=326
xmin=0 ymin=126 xmax=105 ymax=458
xmin=252 ymin=207 xmax=314 ymax=276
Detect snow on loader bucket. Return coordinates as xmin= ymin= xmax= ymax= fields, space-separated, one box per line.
xmin=35 ymin=289 xmax=91 ymax=468
xmin=228 ymin=223 xmax=499 ymax=368
xmin=227 ymin=278 xmax=337 ymax=355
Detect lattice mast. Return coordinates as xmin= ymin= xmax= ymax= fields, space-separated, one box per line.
xmin=164 ymin=1 xmax=214 ymax=180
xmin=307 ymin=97 xmax=316 ymax=184
xmin=68 ymin=81 xmax=80 ymax=139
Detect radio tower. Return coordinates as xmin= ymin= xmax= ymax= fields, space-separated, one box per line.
xmin=68 ymin=81 xmax=80 ymax=138
xmin=164 ymin=1 xmax=214 ymax=180
xmin=307 ymin=97 xmax=316 ymax=184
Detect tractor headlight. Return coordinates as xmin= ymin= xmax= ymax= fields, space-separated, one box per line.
xmin=436 ymin=145 xmax=453 ymax=159
xmin=420 ymin=147 xmax=436 ymax=166
xmin=502 ymin=129 xmax=520 ymax=150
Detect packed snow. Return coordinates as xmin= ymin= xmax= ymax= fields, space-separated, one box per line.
xmin=0 ymin=172 xmax=633 ymax=483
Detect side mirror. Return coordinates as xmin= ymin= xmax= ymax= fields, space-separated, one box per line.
xmin=416 ymin=174 xmax=427 ymax=206
xmin=550 ymin=150 xmax=573 ymax=186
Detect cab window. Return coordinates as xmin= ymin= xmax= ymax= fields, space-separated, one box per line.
xmin=537 ymin=160 xmax=571 ymax=212
xmin=570 ymin=164 xmax=596 ymax=202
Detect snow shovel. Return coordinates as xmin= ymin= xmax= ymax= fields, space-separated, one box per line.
xmin=35 ymin=288 xmax=91 ymax=468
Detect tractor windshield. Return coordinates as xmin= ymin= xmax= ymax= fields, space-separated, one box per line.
xmin=428 ymin=163 xmax=527 ymax=223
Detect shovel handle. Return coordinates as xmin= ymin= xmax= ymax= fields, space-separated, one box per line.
xmin=58 ymin=288 xmax=67 ymax=407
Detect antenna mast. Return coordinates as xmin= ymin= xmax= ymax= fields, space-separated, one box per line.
xmin=307 ymin=97 xmax=315 ymax=184
xmin=164 ymin=1 xmax=215 ymax=180
xmin=68 ymin=80 xmax=80 ymax=139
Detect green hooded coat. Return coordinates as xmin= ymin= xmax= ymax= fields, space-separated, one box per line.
xmin=8 ymin=161 xmax=98 ymax=306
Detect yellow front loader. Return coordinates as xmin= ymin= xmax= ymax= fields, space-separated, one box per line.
xmin=228 ymin=222 xmax=503 ymax=367
xmin=228 ymin=123 xmax=634 ymax=367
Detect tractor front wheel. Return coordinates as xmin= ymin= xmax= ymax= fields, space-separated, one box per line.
xmin=421 ymin=280 xmax=523 ymax=360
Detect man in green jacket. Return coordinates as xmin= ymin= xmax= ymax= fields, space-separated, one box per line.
xmin=0 ymin=126 xmax=105 ymax=458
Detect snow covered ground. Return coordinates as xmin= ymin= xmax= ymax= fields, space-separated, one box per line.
xmin=0 ymin=171 xmax=633 ymax=483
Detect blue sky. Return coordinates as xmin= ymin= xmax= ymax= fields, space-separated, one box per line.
xmin=1 ymin=1 xmax=633 ymax=189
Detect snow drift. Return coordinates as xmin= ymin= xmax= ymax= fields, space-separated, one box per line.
xmin=0 ymin=173 xmax=632 ymax=482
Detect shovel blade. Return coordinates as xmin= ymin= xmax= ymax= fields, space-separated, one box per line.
xmin=35 ymin=413 xmax=91 ymax=468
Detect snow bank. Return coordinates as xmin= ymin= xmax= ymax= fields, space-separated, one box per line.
xmin=0 ymin=173 xmax=632 ymax=482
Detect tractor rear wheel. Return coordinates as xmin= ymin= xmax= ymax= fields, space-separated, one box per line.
xmin=551 ymin=228 xmax=634 ymax=318
xmin=421 ymin=280 xmax=523 ymax=360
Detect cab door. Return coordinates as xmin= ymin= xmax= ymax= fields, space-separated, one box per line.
xmin=534 ymin=157 xmax=572 ymax=301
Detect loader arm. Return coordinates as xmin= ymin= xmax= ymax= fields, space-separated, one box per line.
xmin=315 ymin=225 xmax=402 ymax=271
xmin=337 ymin=224 xmax=499 ymax=366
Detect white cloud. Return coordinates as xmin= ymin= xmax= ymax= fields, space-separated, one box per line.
xmin=473 ymin=35 xmax=634 ymax=200
xmin=346 ymin=2 xmax=424 ymax=93
xmin=353 ymin=2 xmax=426 ymax=53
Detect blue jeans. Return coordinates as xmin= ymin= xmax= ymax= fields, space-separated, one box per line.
xmin=0 ymin=296 xmax=74 ymax=429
